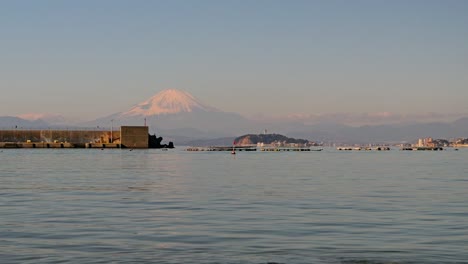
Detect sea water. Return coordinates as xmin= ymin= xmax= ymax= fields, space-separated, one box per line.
xmin=1 ymin=148 xmax=467 ymax=264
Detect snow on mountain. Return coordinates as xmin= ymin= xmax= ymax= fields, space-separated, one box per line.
xmin=120 ymin=89 xmax=218 ymax=117
xmin=87 ymin=89 xmax=258 ymax=140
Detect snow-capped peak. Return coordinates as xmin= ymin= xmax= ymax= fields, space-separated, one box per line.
xmin=121 ymin=89 xmax=218 ymax=117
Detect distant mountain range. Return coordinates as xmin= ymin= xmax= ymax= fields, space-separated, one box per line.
xmin=0 ymin=116 xmax=49 ymax=129
xmin=2 ymin=89 xmax=468 ymax=144
xmin=286 ymin=118 xmax=468 ymax=144
xmin=17 ymin=113 xmax=70 ymax=125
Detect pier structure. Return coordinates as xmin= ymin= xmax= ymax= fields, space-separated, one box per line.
xmin=336 ymin=147 xmax=390 ymax=151
xmin=0 ymin=142 xmax=122 ymax=149
xmin=186 ymin=146 xmax=257 ymax=152
xmin=400 ymin=147 xmax=444 ymax=151
xmin=186 ymin=146 xmax=318 ymax=152
xmin=0 ymin=126 xmax=149 ymax=149
xmin=260 ymin=147 xmax=312 ymax=151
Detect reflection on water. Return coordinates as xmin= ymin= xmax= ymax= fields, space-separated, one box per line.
xmin=1 ymin=148 xmax=467 ymax=264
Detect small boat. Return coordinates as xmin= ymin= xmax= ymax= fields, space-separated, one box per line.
xmin=231 ymin=140 xmax=236 ymax=155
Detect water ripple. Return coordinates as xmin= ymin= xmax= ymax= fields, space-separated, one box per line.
xmin=1 ymin=149 xmax=467 ymax=263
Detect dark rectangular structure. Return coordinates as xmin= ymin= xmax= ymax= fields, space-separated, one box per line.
xmin=120 ymin=126 xmax=148 ymax=148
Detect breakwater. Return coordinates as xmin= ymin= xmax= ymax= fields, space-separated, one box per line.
xmin=0 ymin=129 xmax=122 ymax=148
xmin=0 ymin=129 xmax=116 ymax=144
xmin=0 ymin=126 xmax=161 ymax=149
xmin=186 ymin=146 xmax=257 ymax=151
xmin=400 ymin=147 xmax=444 ymax=151
xmin=186 ymin=146 xmax=317 ymax=152
xmin=0 ymin=142 xmax=121 ymax=148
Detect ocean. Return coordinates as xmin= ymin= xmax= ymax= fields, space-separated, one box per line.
xmin=1 ymin=148 xmax=467 ymax=264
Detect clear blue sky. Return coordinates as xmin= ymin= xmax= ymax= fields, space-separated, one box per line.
xmin=1 ymin=0 xmax=467 ymax=120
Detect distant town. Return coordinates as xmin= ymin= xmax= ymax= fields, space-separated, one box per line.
xmin=237 ymin=136 xmax=468 ymax=150
xmin=324 ymin=137 xmax=468 ymax=149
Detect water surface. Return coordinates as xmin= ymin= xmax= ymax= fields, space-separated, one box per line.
xmin=1 ymin=148 xmax=467 ymax=263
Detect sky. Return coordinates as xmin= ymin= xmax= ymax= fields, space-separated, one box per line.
xmin=1 ymin=0 xmax=467 ymax=122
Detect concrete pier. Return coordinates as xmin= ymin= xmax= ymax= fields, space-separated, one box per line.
xmin=186 ymin=146 xmax=257 ymax=151
xmin=260 ymin=147 xmax=312 ymax=152
xmin=85 ymin=143 xmax=121 ymax=148
xmin=337 ymin=147 xmax=390 ymax=151
xmin=185 ymin=146 xmax=317 ymax=152
xmin=1 ymin=142 xmax=74 ymax=148
xmin=400 ymin=147 xmax=444 ymax=151
xmin=0 ymin=126 xmax=149 ymax=149
xmin=0 ymin=142 xmax=122 ymax=148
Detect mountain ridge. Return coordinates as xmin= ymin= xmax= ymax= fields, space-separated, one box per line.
xmin=0 ymin=116 xmax=50 ymax=129
xmin=2 ymin=89 xmax=468 ymax=144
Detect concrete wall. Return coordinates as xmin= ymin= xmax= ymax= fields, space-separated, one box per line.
xmin=0 ymin=130 xmax=120 ymax=144
xmin=120 ymin=126 xmax=148 ymax=148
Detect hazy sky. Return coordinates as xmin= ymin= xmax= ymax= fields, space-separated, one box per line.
xmin=1 ymin=0 xmax=467 ymax=121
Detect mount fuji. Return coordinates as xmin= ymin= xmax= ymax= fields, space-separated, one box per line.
xmin=120 ymin=89 xmax=219 ymax=117
xmin=89 ymin=89 xmax=259 ymax=142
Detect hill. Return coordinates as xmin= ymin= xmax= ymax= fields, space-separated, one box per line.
xmin=234 ymin=133 xmax=309 ymax=145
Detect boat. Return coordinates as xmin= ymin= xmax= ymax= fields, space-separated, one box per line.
xmin=231 ymin=140 xmax=236 ymax=155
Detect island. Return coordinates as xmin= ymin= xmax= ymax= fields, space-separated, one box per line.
xmin=234 ymin=133 xmax=314 ymax=146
